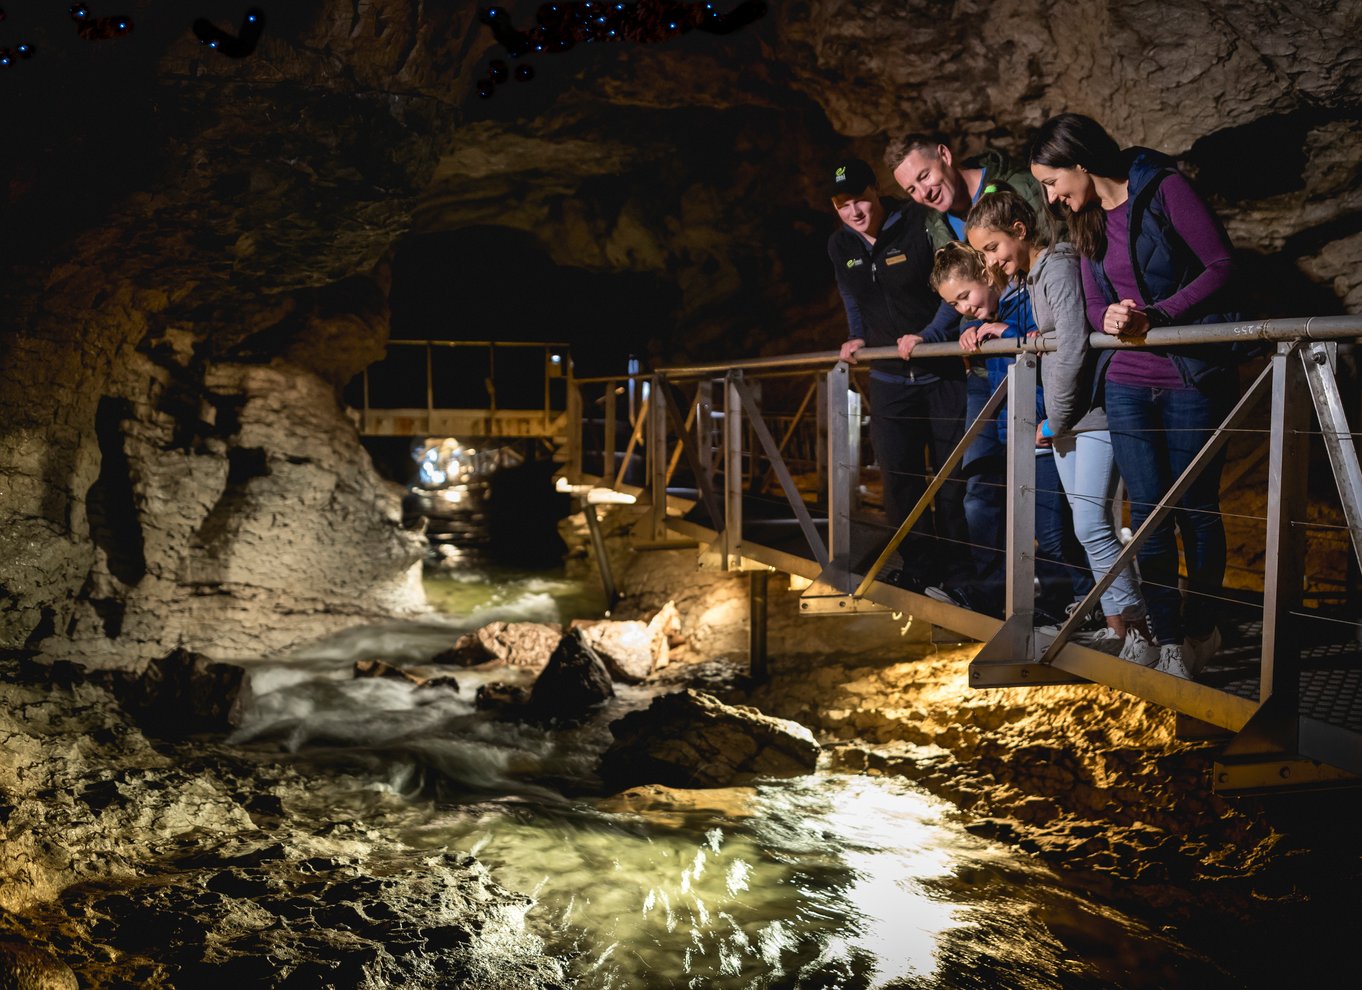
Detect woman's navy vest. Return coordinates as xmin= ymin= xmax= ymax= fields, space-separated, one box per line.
xmin=1088 ymin=150 xmax=1242 ymax=390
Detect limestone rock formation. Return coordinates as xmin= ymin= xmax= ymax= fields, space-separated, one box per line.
xmin=0 ymin=663 xmax=560 ymax=987
xmin=600 ymin=689 xmax=821 ymax=788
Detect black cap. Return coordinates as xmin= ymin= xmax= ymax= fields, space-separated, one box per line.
xmin=828 ymin=157 xmax=877 ymax=197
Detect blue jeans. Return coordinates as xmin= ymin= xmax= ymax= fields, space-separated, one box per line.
xmin=963 ymin=370 xmax=1005 ymax=580
xmin=1035 ymin=450 xmax=1095 ymax=611
xmin=867 ymin=375 xmax=971 ymax=585
xmin=960 ymin=371 xmax=1092 ymax=615
xmin=1052 ymin=431 xmax=1145 ymax=620
xmin=1105 ymin=382 xmax=1229 ymax=644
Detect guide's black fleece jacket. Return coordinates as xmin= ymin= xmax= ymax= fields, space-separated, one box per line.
xmin=828 ymin=195 xmax=966 ymax=385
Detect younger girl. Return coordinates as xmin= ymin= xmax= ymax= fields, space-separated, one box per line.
xmin=927 ymin=242 xmax=1092 ymax=622
xmin=964 ymin=191 xmax=1152 ymax=662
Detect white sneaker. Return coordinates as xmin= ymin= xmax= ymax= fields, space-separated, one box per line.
xmin=1156 ymin=643 xmax=1192 ymax=679
xmin=1083 ymin=626 xmax=1124 ymax=656
xmin=1183 ymin=627 xmax=1222 ymax=675
xmin=1118 ymin=626 xmax=1158 ymax=667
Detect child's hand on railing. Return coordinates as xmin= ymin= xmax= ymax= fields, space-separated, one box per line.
xmin=960 ymin=322 xmax=1007 ymax=351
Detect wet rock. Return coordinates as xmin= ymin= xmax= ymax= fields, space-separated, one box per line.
xmin=45 ymin=851 xmax=563 ymax=989
xmin=596 ymin=783 xmax=761 ymax=824
xmin=353 ymin=658 xmax=459 ymax=692
xmin=600 ymin=689 xmax=820 ymax=788
xmin=528 ymin=630 xmax=614 ymax=719
xmin=474 ymin=681 xmax=532 ymax=711
xmin=0 ymin=671 xmax=563 ymax=987
xmin=648 ymin=600 xmax=684 ymax=656
xmin=574 ymin=619 xmax=662 ymax=683
xmin=0 ymin=938 xmax=78 ymax=990
xmin=571 ymin=600 xmax=682 ymax=682
xmin=101 ymin=648 xmax=252 ymax=737
xmin=432 ymin=622 xmax=563 ymax=669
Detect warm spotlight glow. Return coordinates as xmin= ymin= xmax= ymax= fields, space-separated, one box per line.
xmin=787 ymin=573 xmax=813 ymax=590
xmin=555 ymin=476 xmax=638 ymax=504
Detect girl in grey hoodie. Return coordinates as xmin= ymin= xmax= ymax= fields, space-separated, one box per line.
xmin=965 ymin=191 xmax=1153 ymax=664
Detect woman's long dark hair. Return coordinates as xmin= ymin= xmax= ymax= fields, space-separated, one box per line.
xmin=1028 ymin=113 xmax=1127 ymax=260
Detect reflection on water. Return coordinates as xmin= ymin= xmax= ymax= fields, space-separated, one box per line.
xmin=397 ymin=775 xmax=1229 ymax=990
xmin=229 ymin=566 xmax=1233 ymax=990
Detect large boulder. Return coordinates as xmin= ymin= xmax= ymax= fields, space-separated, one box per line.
xmin=600 ymin=690 xmax=821 ymax=788
xmin=432 ymin=622 xmax=563 ymax=669
xmin=572 ymin=600 xmax=682 ymax=683
xmin=528 ymin=630 xmax=615 ymax=719
xmin=101 ymin=648 xmax=252 ymax=738
xmin=0 ymin=938 xmax=78 ymax=990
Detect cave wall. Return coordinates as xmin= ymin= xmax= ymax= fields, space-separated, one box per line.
xmin=2 ymin=0 xmax=1360 ymax=665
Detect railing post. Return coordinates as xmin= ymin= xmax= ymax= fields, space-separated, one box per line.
xmin=1261 ymin=342 xmax=1309 ymax=707
xmin=723 ymin=370 xmax=745 ymax=569
xmin=966 ymin=353 xmax=1044 ymax=678
xmin=602 ymin=380 xmax=617 ymax=482
xmin=1004 ymin=354 xmax=1038 ymax=621
xmin=696 ymin=380 xmax=714 ymax=485
xmin=649 ymin=373 xmax=668 ymax=542
xmin=746 ymin=379 xmax=762 ymax=493
xmin=824 ymin=362 xmax=856 ymax=590
xmin=566 ymin=378 xmax=583 ymax=482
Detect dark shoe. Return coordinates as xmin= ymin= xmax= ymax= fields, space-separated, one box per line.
xmin=886 ymin=569 xmax=931 ymax=593
xmin=924 ymin=583 xmax=993 ymax=615
xmin=1032 ymin=604 xmax=1066 ymax=628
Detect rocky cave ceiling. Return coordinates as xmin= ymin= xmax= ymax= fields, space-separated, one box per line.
xmin=2 ymin=0 xmax=1360 ymax=661
xmin=6 ymin=1 xmax=1358 ymax=370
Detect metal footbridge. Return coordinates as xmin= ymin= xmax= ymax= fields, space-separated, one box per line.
xmin=560 ymin=317 xmax=1362 ymax=795
xmin=348 ymin=340 xmax=571 ymax=442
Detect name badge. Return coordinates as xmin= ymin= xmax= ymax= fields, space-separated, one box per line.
xmin=884 ymin=252 xmax=907 ymax=266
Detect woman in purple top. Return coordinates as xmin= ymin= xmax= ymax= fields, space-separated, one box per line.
xmin=1028 ymin=113 xmax=1237 ymax=680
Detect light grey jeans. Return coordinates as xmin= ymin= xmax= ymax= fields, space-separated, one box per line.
xmin=1051 ymin=430 xmax=1145 ymax=620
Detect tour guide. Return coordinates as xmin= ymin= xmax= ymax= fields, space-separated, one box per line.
xmin=826 ymin=157 xmax=970 ymax=593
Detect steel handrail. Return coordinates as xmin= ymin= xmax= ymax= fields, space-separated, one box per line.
xmin=653 ymin=315 xmax=1362 ymax=379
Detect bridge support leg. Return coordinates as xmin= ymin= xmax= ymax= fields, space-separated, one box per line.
xmin=583 ymin=501 xmax=619 ymax=612
xmin=749 ymin=569 xmax=769 ymax=681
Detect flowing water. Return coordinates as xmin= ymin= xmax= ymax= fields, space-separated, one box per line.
xmin=225 ymin=555 xmax=1246 ymax=989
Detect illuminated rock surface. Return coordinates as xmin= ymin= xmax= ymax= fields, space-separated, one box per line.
xmin=0 ymin=667 xmax=561 ymax=989
xmin=601 ymin=688 xmax=822 ymax=787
